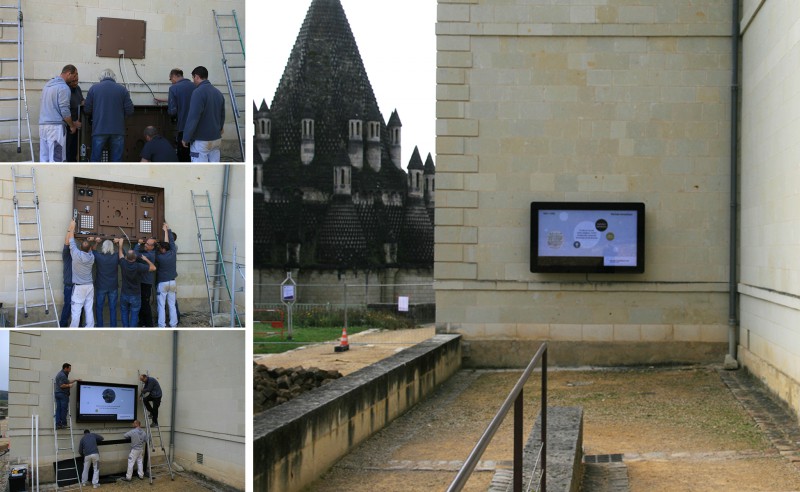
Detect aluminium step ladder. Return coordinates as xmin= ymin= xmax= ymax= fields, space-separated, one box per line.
xmin=12 ymin=167 xmax=59 ymax=327
xmin=0 ymin=1 xmax=32 ymax=157
xmin=52 ymin=380 xmax=82 ymax=491
xmin=191 ymin=190 xmax=242 ymax=327
xmin=212 ymin=9 xmax=245 ymax=161
xmin=138 ymin=371 xmax=174 ymax=484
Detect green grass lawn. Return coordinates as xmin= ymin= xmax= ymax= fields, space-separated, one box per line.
xmin=253 ymin=325 xmax=372 ymax=354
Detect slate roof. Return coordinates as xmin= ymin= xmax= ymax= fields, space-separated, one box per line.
xmin=254 ymin=0 xmax=433 ymax=271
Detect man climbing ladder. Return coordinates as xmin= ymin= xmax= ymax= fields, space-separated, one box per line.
xmin=139 ymin=373 xmax=162 ymax=426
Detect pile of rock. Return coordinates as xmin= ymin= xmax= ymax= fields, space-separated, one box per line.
xmin=254 ymin=363 xmax=343 ymax=413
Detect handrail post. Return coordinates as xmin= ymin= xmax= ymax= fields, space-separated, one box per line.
xmin=541 ymin=348 xmax=547 ymax=492
xmin=514 ymin=389 xmax=523 ymax=492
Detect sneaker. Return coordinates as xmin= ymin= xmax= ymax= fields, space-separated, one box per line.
xmin=121 ymin=477 xmax=131 ymax=482
xmin=81 ymin=483 xmax=88 ymax=487
xmin=93 ymin=485 xmax=100 ymax=489
xmin=152 ymin=421 xmax=158 ymax=426
xmin=138 ymin=476 xmax=145 ymax=480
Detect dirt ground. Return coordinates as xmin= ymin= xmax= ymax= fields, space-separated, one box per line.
xmin=256 ymin=333 xmax=800 ymax=491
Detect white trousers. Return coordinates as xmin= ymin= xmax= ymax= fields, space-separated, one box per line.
xmin=126 ymin=448 xmax=144 ymax=480
xmin=70 ymin=283 xmax=95 ymax=327
xmin=81 ymin=453 xmax=100 ymax=485
xmin=157 ymin=280 xmax=178 ymax=327
xmin=39 ymin=124 xmax=67 ymax=162
xmin=190 ymin=139 xmax=221 ymax=162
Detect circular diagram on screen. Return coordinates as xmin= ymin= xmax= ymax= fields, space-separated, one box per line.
xmin=102 ymin=388 xmax=116 ymax=403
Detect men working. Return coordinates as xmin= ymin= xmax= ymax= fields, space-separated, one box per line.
xmin=66 ymin=77 xmax=85 ymax=162
xmin=79 ymin=429 xmax=104 ymax=489
xmin=182 ymin=66 xmax=225 ymax=162
xmin=84 ymin=69 xmax=134 ymax=162
xmin=54 ymin=363 xmax=80 ymax=429
xmin=66 ymin=218 xmax=95 ymax=327
xmin=89 ymin=238 xmax=119 ymax=327
xmin=156 ymin=223 xmax=178 ymax=327
xmin=116 ymin=238 xmax=155 ymax=327
xmin=165 ymin=68 xmax=195 ymax=162
xmin=122 ymin=420 xmax=147 ymax=481
xmin=134 ymin=238 xmax=157 ymax=327
xmin=140 ymin=126 xmax=178 ymax=162
xmin=39 ymin=65 xmax=80 ymax=162
xmin=139 ymin=374 xmax=162 ymax=426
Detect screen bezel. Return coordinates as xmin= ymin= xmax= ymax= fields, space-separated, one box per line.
xmin=75 ymin=380 xmax=139 ymax=423
xmin=530 ymin=201 xmax=645 ymax=274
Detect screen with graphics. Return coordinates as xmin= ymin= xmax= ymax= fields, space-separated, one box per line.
xmin=530 ymin=202 xmax=645 ymax=273
xmin=76 ymin=381 xmax=138 ymax=423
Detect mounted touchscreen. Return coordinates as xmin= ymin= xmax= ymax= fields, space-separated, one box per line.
xmin=76 ymin=381 xmax=138 ymax=423
xmin=530 ymin=202 xmax=645 ymax=273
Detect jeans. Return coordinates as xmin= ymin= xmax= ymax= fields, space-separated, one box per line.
xmin=55 ymin=392 xmax=69 ymax=427
xmin=120 ymin=294 xmax=141 ymax=328
xmin=95 ymin=288 xmax=118 ymax=327
xmin=90 ymin=134 xmax=124 ymax=162
xmin=139 ymin=283 xmax=154 ymax=327
xmin=157 ymin=280 xmax=177 ymax=327
xmin=60 ymin=284 xmax=73 ymax=327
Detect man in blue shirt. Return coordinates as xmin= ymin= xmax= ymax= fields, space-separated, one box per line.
xmin=134 ymin=238 xmax=157 ymax=327
xmin=54 ymin=363 xmax=80 ymax=429
xmin=140 ymin=126 xmax=177 ymax=162
xmin=88 ymin=237 xmax=119 ymax=327
xmin=79 ymin=429 xmax=104 ymax=488
xmin=166 ymin=68 xmax=194 ymax=162
xmin=66 ymin=218 xmax=95 ymax=327
xmin=84 ymin=69 xmax=134 ymax=162
xmin=115 ymin=238 xmax=155 ymax=327
xmin=139 ymin=374 xmax=162 ymax=426
xmin=182 ymin=66 xmax=225 ymax=162
xmin=39 ymin=64 xmax=80 ymax=162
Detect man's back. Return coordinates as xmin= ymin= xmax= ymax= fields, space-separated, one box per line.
xmin=69 ymin=239 xmax=94 ymax=285
xmin=92 ymin=251 xmax=119 ymax=290
xmin=124 ymin=427 xmax=147 ymax=449
xmin=168 ymin=78 xmax=195 ymax=132
xmin=85 ymin=78 xmax=134 ymax=135
xmin=79 ymin=432 xmax=104 ymax=456
xmin=141 ymin=135 xmax=178 ymax=162
xmin=119 ymin=259 xmax=148 ymax=296
xmin=183 ymin=80 xmax=225 ymax=142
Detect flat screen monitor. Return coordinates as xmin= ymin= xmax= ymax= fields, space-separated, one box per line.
xmin=530 ymin=202 xmax=645 ymax=273
xmin=76 ymin=381 xmax=138 ymax=423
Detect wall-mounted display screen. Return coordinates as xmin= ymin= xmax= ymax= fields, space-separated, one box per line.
xmin=76 ymin=381 xmax=138 ymax=423
xmin=530 ymin=202 xmax=645 ymax=273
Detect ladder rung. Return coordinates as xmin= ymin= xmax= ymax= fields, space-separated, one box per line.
xmin=19 ymin=236 xmax=40 ymax=240
xmin=16 ymin=204 xmax=36 ymax=209
xmin=16 ymin=319 xmax=59 ymax=327
xmin=13 ymin=173 xmax=32 ymax=178
xmin=17 ymin=221 xmax=36 ymax=224
xmin=23 ymin=287 xmax=44 ymax=292
xmin=20 ymin=252 xmax=41 ymax=257
xmin=15 ymin=189 xmax=34 ymax=193
xmin=24 ymin=302 xmax=48 ymax=308
xmin=22 ymin=269 xmax=42 ymax=274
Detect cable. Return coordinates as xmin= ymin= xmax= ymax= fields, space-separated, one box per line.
xmin=128 ymin=56 xmax=159 ymax=102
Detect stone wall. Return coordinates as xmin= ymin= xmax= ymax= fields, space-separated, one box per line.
xmin=254 ymin=334 xmax=461 ymax=492
xmin=0 ymin=0 xmax=244 ymax=157
xmin=0 ymin=165 xmax=247 ymax=321
xmin=738 ymin=0 xmax=800 ymax=422
xmin=435 ymin=0 xmax=733 ymax=365
xmin=8 ymin=330 xmax=245 ymax=489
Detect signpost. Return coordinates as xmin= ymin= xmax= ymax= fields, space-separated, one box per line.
xmin=281 ymin=272 xmax=296 ymax=340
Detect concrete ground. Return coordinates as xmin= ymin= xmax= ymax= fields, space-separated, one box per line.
xmin=261 ymin=338 xmax=800 ymax=491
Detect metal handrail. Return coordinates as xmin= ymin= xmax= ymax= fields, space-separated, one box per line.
xmin=447 ymin=343 xmax=548 ymax=492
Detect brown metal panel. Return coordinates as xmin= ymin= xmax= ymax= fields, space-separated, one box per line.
xmin=96 ymin=17 xmax=146 ymax=59
xmin=73 ymin=178 xmax=164 ymax=242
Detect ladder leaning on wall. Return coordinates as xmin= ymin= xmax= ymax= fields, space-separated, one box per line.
xmin=52 ymin=379 xmax=82 ymax=491
xmin=212 ymin=9 xmax=245 ymax=161
xmin=0 ymin=0 xmax=33 ymax=157
xmin=12 ymin=167 xmax=60 ymax=327
xmin=138 ymin=371 xmax=174 ymax=484
xmin=191 ymin=190 xmax=242 ymax=327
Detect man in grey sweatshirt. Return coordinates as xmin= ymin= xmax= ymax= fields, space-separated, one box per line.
xmin=39 ymin=65 xmax=80 ymax=162
xmin=122 ymin=420 xmax=148 ymax=481
xmin=79 ymin=429 xmax=104 ymax=488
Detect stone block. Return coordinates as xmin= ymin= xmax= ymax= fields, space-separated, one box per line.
xmin=438 ymin=4 xmax=470 ymax=22
xmin=435 ymin=262 xmax=477 ymax=280
xmin=437 ymin=51 xmax=473 ymax=69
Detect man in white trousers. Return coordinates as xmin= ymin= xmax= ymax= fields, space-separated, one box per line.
xmin=66 ymin=217 xmax=95 ymax=327
xmin=79 ymin=429 xmax=104 ymax=489
xmin=122 ymin=420 xmax=148 ymax=481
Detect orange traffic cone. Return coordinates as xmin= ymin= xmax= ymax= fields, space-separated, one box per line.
xmin=334 ymin=327 xmax=350 ymax=352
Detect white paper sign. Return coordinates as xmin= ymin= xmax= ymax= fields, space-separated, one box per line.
xmin=398 ymin=296 xmax=409 ymax=312
xmin=282 ymin=285 xmax=295 ymax=302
